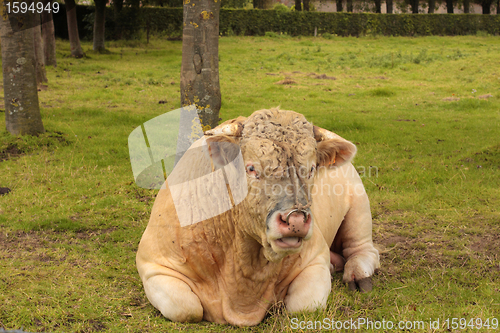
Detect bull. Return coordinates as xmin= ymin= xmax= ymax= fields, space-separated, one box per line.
xmin=136 ymin=108 xmax=380 ymax=326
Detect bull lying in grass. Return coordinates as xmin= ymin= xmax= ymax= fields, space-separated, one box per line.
xmin=136 ymin=108 xmax=380 ymax=326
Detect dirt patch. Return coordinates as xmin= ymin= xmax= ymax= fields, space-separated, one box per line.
xmin=0 ymin=228 xmax=116 ymax=261
xmin=468 ymin=234 xmax=500 ymax=254
xmin=275 ymin=78 xmax=297 ymax=85
xmin=460 ymin=144 xmax=500 ymax=169
xmin=443 ymin=97 xmax=460 ymax=101
xmin=478 ymin=94 xmax=493 ymax=99
xmin=0 ymin=144 xmax=24 ymax=162
xmin=313 ymin=74 xmax=336 ymax=80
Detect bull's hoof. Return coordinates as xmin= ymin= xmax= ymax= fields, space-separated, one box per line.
xmin=347 ymin=277 xmax=372 ymax=293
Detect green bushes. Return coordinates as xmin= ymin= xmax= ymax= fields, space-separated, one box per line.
xmin=53 ymin=6 xmax=500 ymax=40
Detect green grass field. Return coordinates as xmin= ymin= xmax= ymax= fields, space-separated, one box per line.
xmin=0 ymin=35 xmax=499 ymax=332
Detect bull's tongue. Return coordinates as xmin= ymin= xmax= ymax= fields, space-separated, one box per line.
xmin=279 ymin=237 xmax=300 ymax=246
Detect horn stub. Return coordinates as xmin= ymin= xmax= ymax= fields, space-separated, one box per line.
xmin=205 ymin=122 xmax=243 ymax=137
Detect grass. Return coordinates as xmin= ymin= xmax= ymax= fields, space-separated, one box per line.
xmin=1 ymin=35 xmax=499 ymax=332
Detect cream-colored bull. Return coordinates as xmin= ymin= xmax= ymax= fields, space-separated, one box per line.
xmin=136 ymin=108 xmax=379 ymax=326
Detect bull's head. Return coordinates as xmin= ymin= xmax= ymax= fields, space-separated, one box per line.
xmin=205 ymin=109 xmax=356 ymax=262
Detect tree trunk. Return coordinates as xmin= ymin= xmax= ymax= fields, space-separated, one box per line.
xmin=0 ymin=4 xmax=45 ymax=136
xmin=93 ymin=0 xmax=107 ymax=52
xmin=33 ymin=14 xmax=48 ymax=85
xmin=411 ymin=0 xmax=419 ymax=13
xmin=428 ymin=0 xmax=435 ymax=12
xmin=462 ymin=0 xmax=469 ymax=12
xmin=303 ymin=0 xmax=310 ymax=10
xmin=41 ymin=10 xmax=57 ymax=67
xmin=65 ymin=0 xmax=84 ymax=58
xmin=386 ymin=0 xmax=393 ymax=13
xmin=253 ymin=0 xmax=263 ymax=9
xmin=446 ymin=0 xmax=454 ymax=13
xmin=295 ymin=0 xmax=302 ymax=10
xmin=180 ymin=0 xmax=221 ymax=131
xmin=497 ymin=0 xmax=499 ymax=13
xmin=374 ymin=0 xmax=381 ymax=12
xmin=481 ymin=0 xmax=492 ymax=13
xmin=347 ymin=0 xmax=353 ymax=11
xmin=336 ymin=0 xmax=343 ymax=11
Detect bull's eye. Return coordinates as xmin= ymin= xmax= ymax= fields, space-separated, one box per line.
xmin=308 ymin=165 xmax=316 ymax=179
xmin=246 ymin=164 xmax=259 ymax=179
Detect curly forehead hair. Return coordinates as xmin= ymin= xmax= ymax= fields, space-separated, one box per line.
xmin=241 ymin=108 xmax=315 ymax=149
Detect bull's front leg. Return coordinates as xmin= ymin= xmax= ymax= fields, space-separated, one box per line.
xmin=143 ymin=273 xmax=203 ymax=322
xmin=284 ymin=255 xmax=331 ymax=313
xmin=334 ymin=188 xmax=380 ymax=292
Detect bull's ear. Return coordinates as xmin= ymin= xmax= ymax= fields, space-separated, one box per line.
xmin=317 ymin=137 xmax=357 ymax=168
xmin=206 ymin=135 xmax=241 ymax=170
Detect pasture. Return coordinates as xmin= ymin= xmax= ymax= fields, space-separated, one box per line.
xmin=0 ymin=35 xmax=499 ymax=332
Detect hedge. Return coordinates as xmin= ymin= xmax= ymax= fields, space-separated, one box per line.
xmin=52 ymin=5 xmax=500 ymax=40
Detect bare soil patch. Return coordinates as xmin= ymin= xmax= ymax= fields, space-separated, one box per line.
xmin=275 ymin=78 xmax=297 ymax=85
xmin=0 ymin=144 xmax=24 ymax=162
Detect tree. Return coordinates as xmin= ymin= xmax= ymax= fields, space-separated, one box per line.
xmin=33 ymin=14 xmax=48 ymax=85
xmin=478 ymin=0 xmax=493 ymax=13
xmin=410 ymin=0 xmax=419 ymax=12
xmin=65 ymin=0 xmax=84 ymax=58
xmin=294 ymin=0 xmax=310 ymax=10
xmin=374 ymin=0 xmax=382 ymax=12
xmin=253 ymin=0 xmax=264 ymax=8
xmin=347 ymin=0 xmax=353 ymax=11
xmin=1 ymin=2 xmax=45 ymax=135
xmin=180 ymin=0 xmax=221 ymax=131
xmin=446 ymin=0 xmax=454 ymax=12
xmin=386 ymin=0 xmax=393 ymax=12
xmin=336 ymin=0 xmax=343 ymax=11
xmin=428 ymin=0 xmax=435 ymax=12
xmin=41 ymin=3 xmax=57 ymax=67
xmin=93 ymin=0 xmax=107 ymax=51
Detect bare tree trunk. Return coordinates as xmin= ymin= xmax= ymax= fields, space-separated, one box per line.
xmin=497 ymin=0 xmax=499 ymax=13
xmin=428 ymin=0 xmax=435 ymax=12
xmin=411 ymin=0 xmax=419 ymax=12
xmin=41 ymin=10 xmax=57 ymax=67
xmin=481 ymin=0 xmax=492 ymax=13
xmin=93 ymin=0 xmax=107 ymax=52
xmin=375 ymin=0 xmax=381 ymax=12
xmin=253 ymin=0 xmax=263 ymax=8
xmin=386 ymin=0 xmax=393 ymax=13
xmin=295 ymin=0 xmax=302 ymax=10
xmin=65 ymin=0 xmax=84 ymax=58
xmin=180 ymin=0 xmax=221 ymax=130
xmin=33 ymin=14 xmax=48 ymax=85
xmin=336 ymin=0 xmax=343 ymax=11
xmin=446 ymin=0 xmax=454 ymax=13
xmin=303 ymin=0 xmax=310 ymax=10
xmin=1 ymin=3 xmax=45 ymax=136
xmin=347 ymin=0 xmax=353 ymax=11
xmin=463 ymin=0 xmax=469 ymax=12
